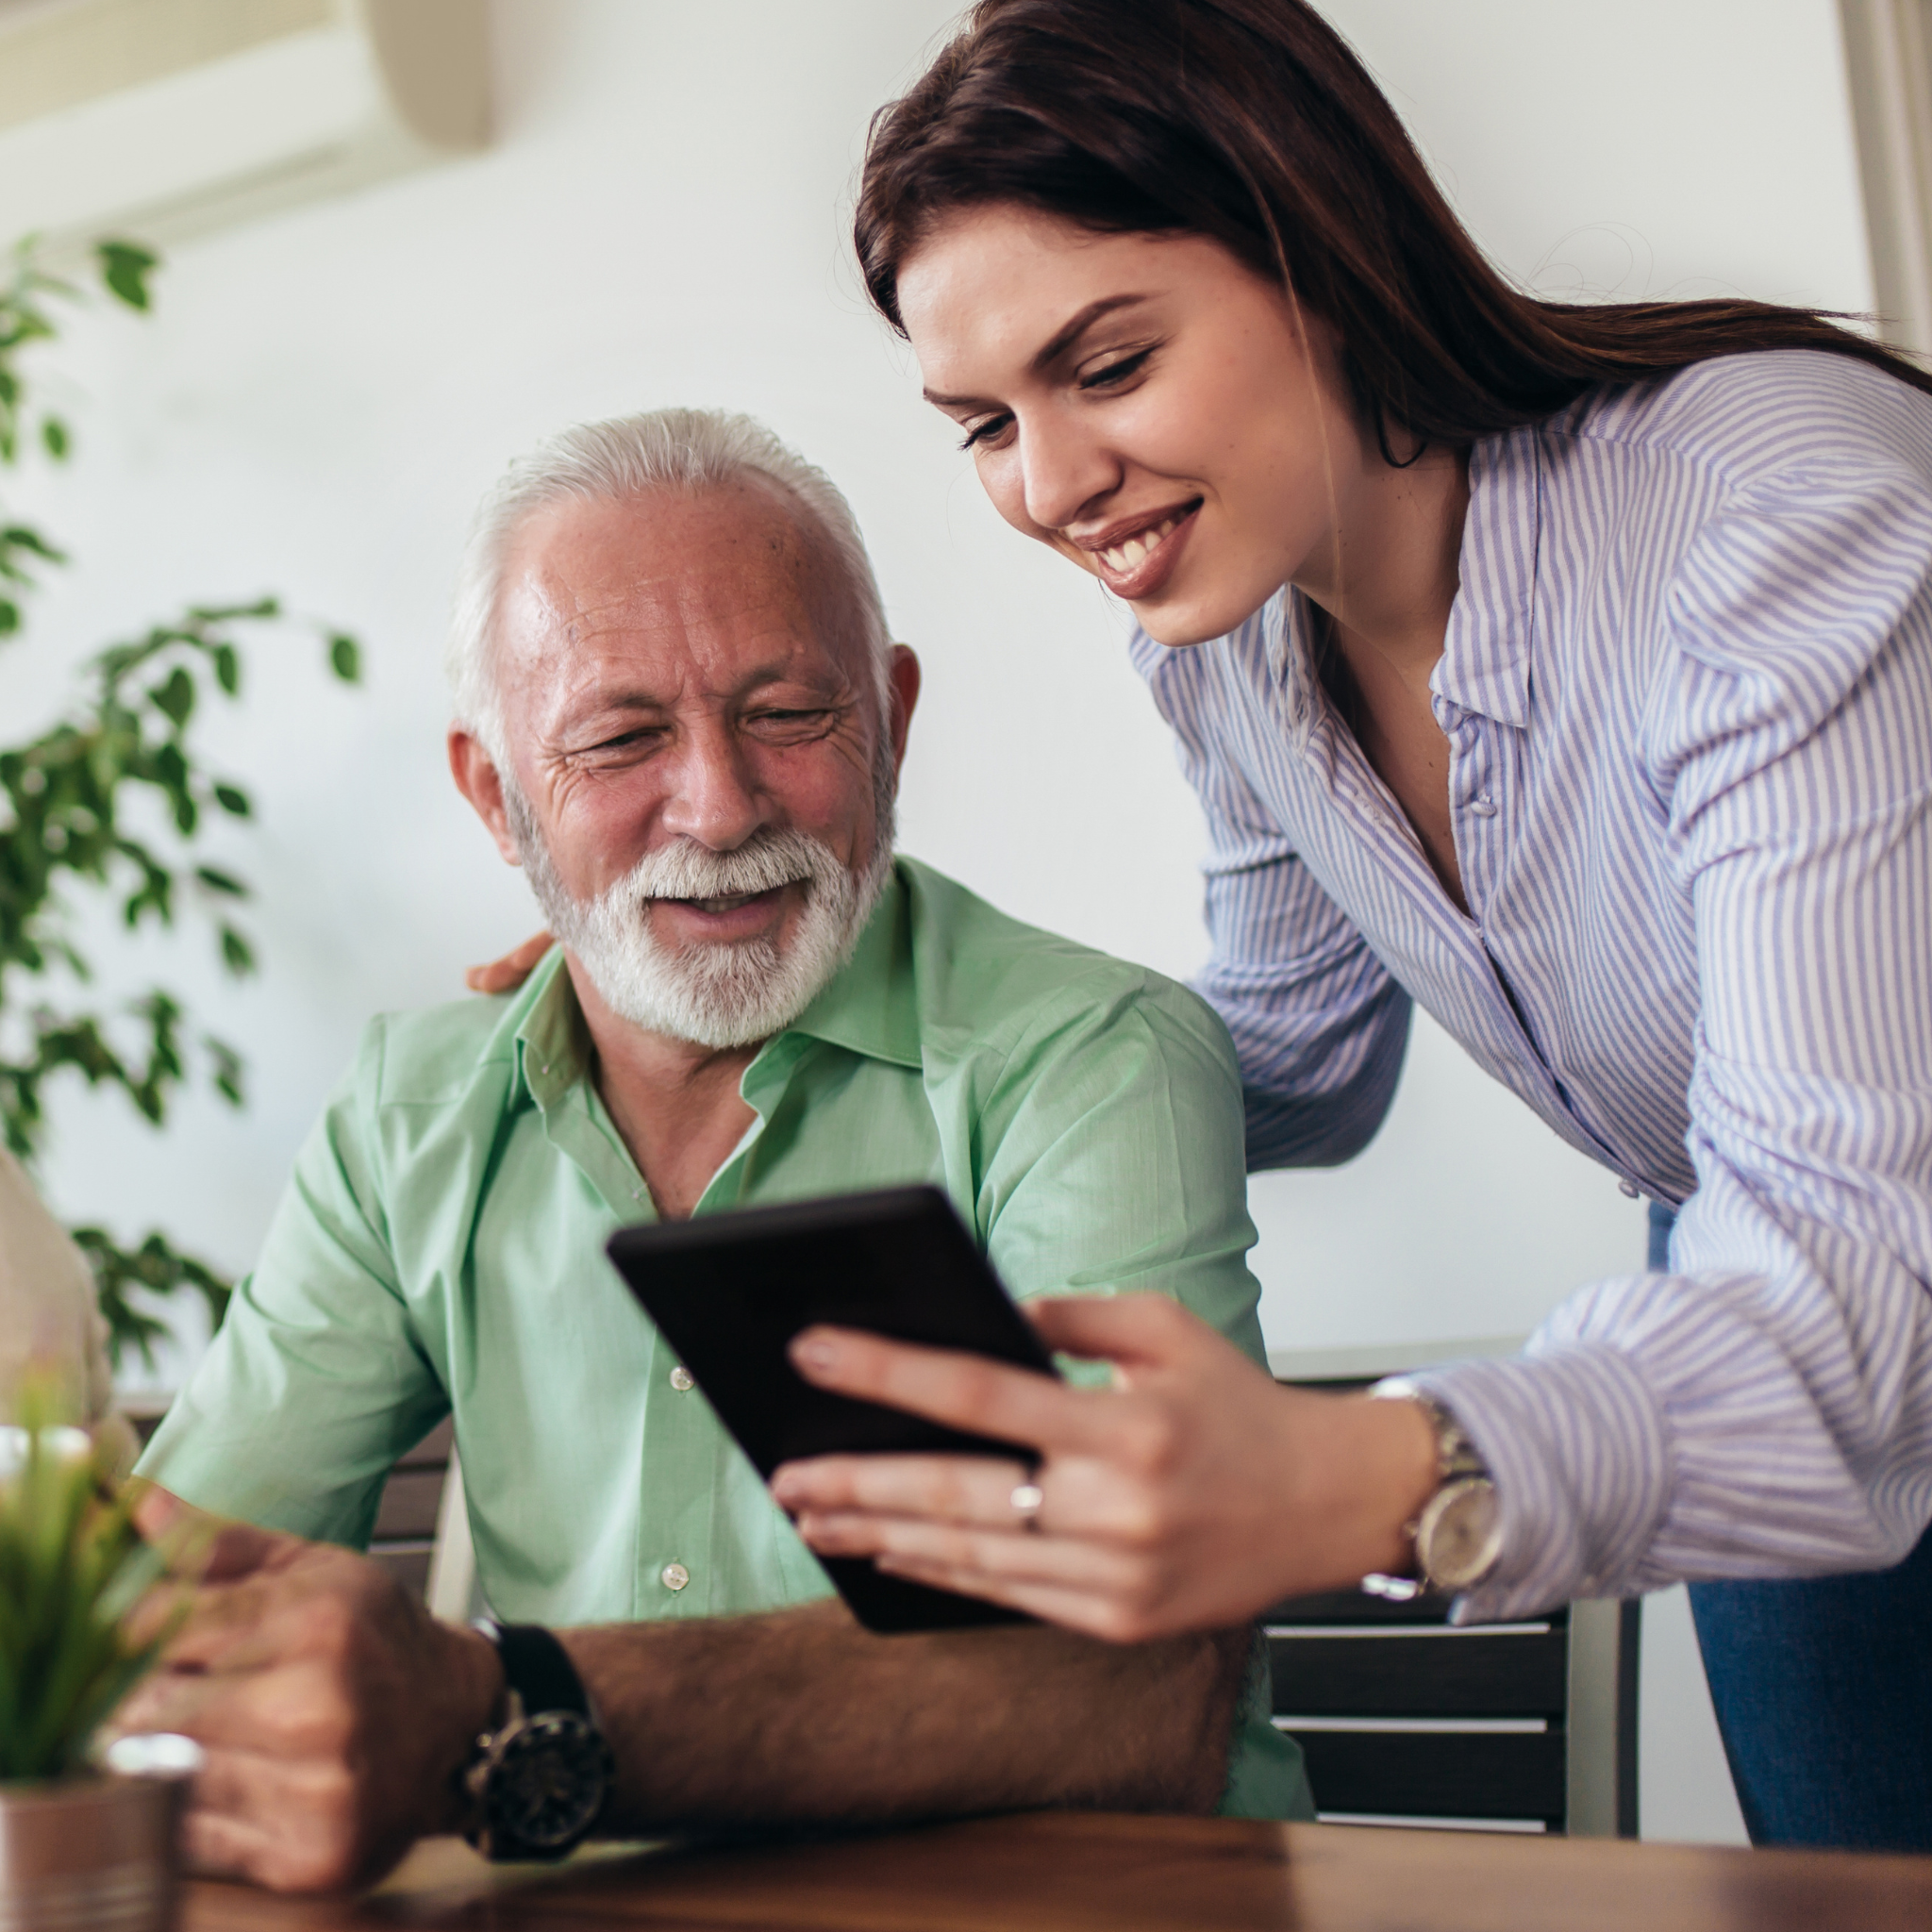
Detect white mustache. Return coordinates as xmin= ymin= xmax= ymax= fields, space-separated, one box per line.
xmin=625 ymin=829 xmax=835 ymax=907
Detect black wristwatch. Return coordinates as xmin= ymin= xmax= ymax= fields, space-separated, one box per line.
xmin=460 ymin=1622 xmax=613 ymax=1861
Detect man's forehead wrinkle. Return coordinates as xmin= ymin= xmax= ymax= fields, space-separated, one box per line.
xmin=498 ymin=482 xmax=873 ymax=744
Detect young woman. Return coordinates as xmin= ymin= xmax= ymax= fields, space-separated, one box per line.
xmin=767 ymin=0 xmax=1932 ymax=1851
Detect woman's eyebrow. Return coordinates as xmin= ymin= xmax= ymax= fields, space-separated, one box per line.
xmin=921 ymin=292 xmax=1153 ymax=407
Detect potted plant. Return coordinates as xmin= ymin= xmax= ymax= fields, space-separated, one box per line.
xmin=0 ymin=1380 xmax=198 ymax=1929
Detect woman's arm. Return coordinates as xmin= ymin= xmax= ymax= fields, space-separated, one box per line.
xmin=1133 ymin=619 xmax=1412 ymax=1169
xmin=1409 ymin=455 xmax=1932 ymax=1620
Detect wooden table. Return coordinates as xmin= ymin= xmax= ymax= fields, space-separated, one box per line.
xmin=181 ymin=1813 xmax=1932 ymax=1932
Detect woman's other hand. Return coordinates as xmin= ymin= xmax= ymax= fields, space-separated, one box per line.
xmin=464 ymin=930 xmax=553 ymax=994
xmin=770 ymin=1293 xmax=1440 ymax=1642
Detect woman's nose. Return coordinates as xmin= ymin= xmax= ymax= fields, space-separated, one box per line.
xmin=1019 ymin=413 xmax=1120 ymax=534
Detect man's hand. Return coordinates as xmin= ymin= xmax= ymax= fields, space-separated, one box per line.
xmin=464 ymin=931 xmax=554 ymax=995
xmin=771 ymin=1294 xmax=1440 ymax=1642
xmin=113 ymin=1489 xmax=503 ymax=1894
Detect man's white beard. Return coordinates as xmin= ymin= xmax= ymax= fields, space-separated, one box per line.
xmin=504 ymin=785 xmax=893 ymax=1051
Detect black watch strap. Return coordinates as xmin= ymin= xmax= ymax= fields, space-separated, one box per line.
xmin=481 ymin=1622 xmax=591 ymax=1719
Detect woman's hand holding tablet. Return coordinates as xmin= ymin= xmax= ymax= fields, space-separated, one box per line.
xmin=771 ymin=1292 xmax=1440 ymax=1643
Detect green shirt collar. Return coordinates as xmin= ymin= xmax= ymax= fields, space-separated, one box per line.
xmin=785 ymin=866 xmax=922 ymax=1072
xmin=510 ymin=866 xmax=922 ymax=1119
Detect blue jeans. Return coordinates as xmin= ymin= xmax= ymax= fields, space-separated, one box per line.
xmin=1650 ymin=1202 xmax=1932 ymax=1850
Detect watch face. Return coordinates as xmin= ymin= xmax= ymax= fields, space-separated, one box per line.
xmin=486 ymin=1711 xmax=612 ymax=1855
xmin=1421 ymin=1477 xmax=1503 ymax=1591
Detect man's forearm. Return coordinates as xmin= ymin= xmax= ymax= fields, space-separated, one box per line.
xmin=560 ymin=1601 xmax=1249 ymax=1831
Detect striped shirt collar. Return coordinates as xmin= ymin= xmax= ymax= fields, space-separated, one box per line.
xmin=1261 ymin=423 xmax=1541 ymax=741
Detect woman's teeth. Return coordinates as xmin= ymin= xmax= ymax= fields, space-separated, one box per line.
xmin=1100 ymin=512 xmax=1185 ymax=575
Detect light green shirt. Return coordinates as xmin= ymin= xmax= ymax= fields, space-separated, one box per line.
xmin=142 ymin=858 xmax=1309 ymax=1820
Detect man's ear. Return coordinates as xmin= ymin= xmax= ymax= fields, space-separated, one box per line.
xmin=448 ymin=729 xmax=523 ymax=867
xmin=885 ymin=644 xmax=921 ymax=779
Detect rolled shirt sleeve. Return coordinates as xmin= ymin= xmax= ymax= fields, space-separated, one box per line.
xmin=138 ymin=1024 xmax=449 ymax=1546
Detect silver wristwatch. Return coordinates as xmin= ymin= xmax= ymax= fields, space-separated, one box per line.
xmin=1360 ymin=1379 xmax=1502 ymax=1600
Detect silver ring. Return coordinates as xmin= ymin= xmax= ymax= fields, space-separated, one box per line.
xmin=1009 ymin=1480 xmax=1044 ymax=1532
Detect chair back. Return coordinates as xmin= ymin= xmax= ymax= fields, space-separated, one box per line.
xmin=1270 ymin=1347 xmax=1639 ymax=1836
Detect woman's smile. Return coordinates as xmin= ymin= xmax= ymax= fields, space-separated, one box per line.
xmin=1071 ymin=498 xmax=1203 ymax=597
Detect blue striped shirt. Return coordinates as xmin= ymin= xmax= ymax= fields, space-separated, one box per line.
xmin=1131 ymin=350 xmax=1932 ymax=1620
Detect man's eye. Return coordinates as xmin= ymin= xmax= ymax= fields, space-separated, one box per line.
xmin=958 ymin=412 xmax=1013 ymax=452
xmin=577 ymin=726 xmax=663 ymax=759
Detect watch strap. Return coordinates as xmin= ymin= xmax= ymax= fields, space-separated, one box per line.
xmin=478 ymin=1622 xmax=591 ymax=1720
xmin=1371 ymin=1378 xmax=1487 ymax=1483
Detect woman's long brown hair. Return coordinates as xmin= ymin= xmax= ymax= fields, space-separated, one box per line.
xmin=857 ymin=0 xmax=1932 ymax=456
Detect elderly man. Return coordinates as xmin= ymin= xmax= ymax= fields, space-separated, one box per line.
xmin=127 ymin=408 xmax=1307 ymax=1891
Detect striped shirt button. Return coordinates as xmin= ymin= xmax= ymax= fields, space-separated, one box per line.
xmin=660 ymin=1562 xmax=690 ymax=1591
xmin=669 ymin=1366 xmax=694 ymax=1391
xmin=1468 ymin=795 xmax=1498 ymax=817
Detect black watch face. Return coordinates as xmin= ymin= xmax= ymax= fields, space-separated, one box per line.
xmin=487 ymin=1711 xmax=611 ymax=1855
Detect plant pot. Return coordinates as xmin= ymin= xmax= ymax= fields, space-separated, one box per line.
xmin=0 ymin=1770 xmax=191 ymax=1932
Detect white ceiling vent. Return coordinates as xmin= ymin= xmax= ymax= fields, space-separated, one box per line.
xmin=0 ymin=0 xmax=490 ymax=252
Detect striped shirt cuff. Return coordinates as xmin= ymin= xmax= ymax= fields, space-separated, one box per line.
xmin=1413 ymin=1343 xmax=1672 ymax=1623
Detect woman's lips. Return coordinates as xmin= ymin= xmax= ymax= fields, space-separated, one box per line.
xmin=1089 ymin=503 xmax=1201 ymax=600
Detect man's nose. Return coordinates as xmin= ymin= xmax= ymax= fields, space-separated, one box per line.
xmin=1019 ymin=409 xmax=1121 ymax=534
xmin=657 ymin=724 xmax=765 ymax=851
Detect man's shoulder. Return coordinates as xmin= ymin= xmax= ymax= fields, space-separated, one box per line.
xmin=343 ymin=967 xmax=549 ymax=1113
xmin=896 ymin=858 xmax=1233 ymax=1063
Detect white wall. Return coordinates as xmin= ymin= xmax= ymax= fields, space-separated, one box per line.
xmin=10 ymin=0 xmax=1871 ymax=1843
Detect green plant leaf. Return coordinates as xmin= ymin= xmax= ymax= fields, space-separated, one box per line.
xmin=94 ymin=240 xmax=158 ymax=312
xmin=2 ymin=525 xmax=62 ymax=560
xmin=217 ymin=924 xmax=255 ymax=976
xmin=150 ymin=664 xmax=194 ymax=728
xmin=212 ymin=642 xmax=239 ymax=694
xmin=205 ymin=1034 xmax=244 ymax=1108
xmin=213 ymin=782 xmax=251 ymax=817
xmin=40 ymin=416 xmax=67 ymax=459
xmin=193 ymin=865 xmax=247 ymax=897
xmin=71 ymin=1228 xmax=232 ymax=1372
xmin=0 ymin=599 xmax=15 ymax=635
xmin=328 ymin=632 xmax=361 ymax=682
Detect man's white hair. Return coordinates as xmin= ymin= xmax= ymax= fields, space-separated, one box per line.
xmin=446 ymin=407 xmax=891 ymax=763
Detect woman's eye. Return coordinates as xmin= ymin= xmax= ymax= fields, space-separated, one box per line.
xmin=1078 ymin=346 xmax=1155 ymax=391
xmin=958 ymin=411 xmax=1013 ymax=452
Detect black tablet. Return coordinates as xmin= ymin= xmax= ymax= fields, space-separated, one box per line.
xmin=606 ymin=1185 xmax=1058 ymax=1633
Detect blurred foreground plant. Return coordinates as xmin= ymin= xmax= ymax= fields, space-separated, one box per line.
xmin=0 ymin=236 xmax=361 ymax=1370
xmin=0 ymin=1379 xmax=175 ymax=1779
